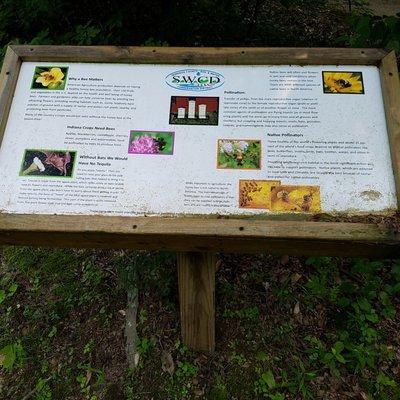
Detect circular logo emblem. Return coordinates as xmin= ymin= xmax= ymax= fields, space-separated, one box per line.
xmin=165 ymin=69 xmax=225 ymax=91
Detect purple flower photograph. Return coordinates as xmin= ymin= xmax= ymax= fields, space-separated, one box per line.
xmin=128 ymin=131 xmax=174 ymax=155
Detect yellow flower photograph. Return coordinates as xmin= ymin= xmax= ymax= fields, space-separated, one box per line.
xmin=270 ymin=185 xmax=321 ymax=213
xmin=31 ymin=66 xmax=68 ymax=90
xmin=322 ymin=71 xmax=364 ymax=94
xmin=239 ymin=180 xmax=280 ymax=209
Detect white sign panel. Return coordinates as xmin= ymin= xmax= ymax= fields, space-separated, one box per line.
xmin=0 ymin=62 xmax=396 ymax=216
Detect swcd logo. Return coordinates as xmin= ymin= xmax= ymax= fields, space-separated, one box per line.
xmin=165 ymin=69 xmax=225 ymax=91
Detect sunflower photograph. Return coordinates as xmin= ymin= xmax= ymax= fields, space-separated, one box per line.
xmin=322 ymin=71 xmax=364 ymax=94
xmin=31 ymin=66 xmax=68 ymax=90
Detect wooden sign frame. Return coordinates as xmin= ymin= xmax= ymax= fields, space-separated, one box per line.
xmin=0 ymin=46 xmax=399 ymax=351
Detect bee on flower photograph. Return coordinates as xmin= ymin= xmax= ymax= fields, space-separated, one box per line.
xmin=322 ymin=71 xmax=364 ymax=94
xmin=31 ymin=66 xmax=68 ymax=90
xmin=128 ymin=131 xmax=174 ymax=155
xmin=217 ymin=139 xmax=261 ymax=170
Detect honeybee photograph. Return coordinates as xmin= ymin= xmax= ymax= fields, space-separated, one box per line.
xmin=128 ymin=131 xmax=174 ymax=155
xmin=20 ymin=149 xmax=76 ymax=178
xmin=239 ymin=180 xmax=280 ymax=209
xmin=169 ymin=96 xmax=219 ymax=126
xmin=217 ymin=139 xmax=261 ymax=170
xmin=31 ymin=66 xmax=68 ymax=90
xmin=270 ymin=185 xmax=321 ymax=212
xmin=322 ymin=71 xmax=364 ymax=94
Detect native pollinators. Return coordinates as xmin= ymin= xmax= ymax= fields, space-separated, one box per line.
xmin=336 ymin=78 xmax=352 ymax=88
xmin=276 ymin=190 xmax=289 ymax=202
xmin=235 ymin=150 xmax=244 ymax=166
xmin=301 ymin=194 xmax=313 ymax=212
xmin=155 ymin=137 xmax=166 ymax=151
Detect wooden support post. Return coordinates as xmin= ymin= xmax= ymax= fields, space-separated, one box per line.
xmin=177 ymin=252 xmax=215 ymax=352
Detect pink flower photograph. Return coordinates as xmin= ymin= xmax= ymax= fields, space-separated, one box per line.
xmin=128 ymin=131 xmax=174 ymax=155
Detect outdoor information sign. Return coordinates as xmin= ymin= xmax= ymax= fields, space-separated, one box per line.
xmin=0 ymin=46 xmax=399 ymax=350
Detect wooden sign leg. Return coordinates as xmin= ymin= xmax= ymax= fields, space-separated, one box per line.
xmin=177 ymin=252 xmax=215 ymax=352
